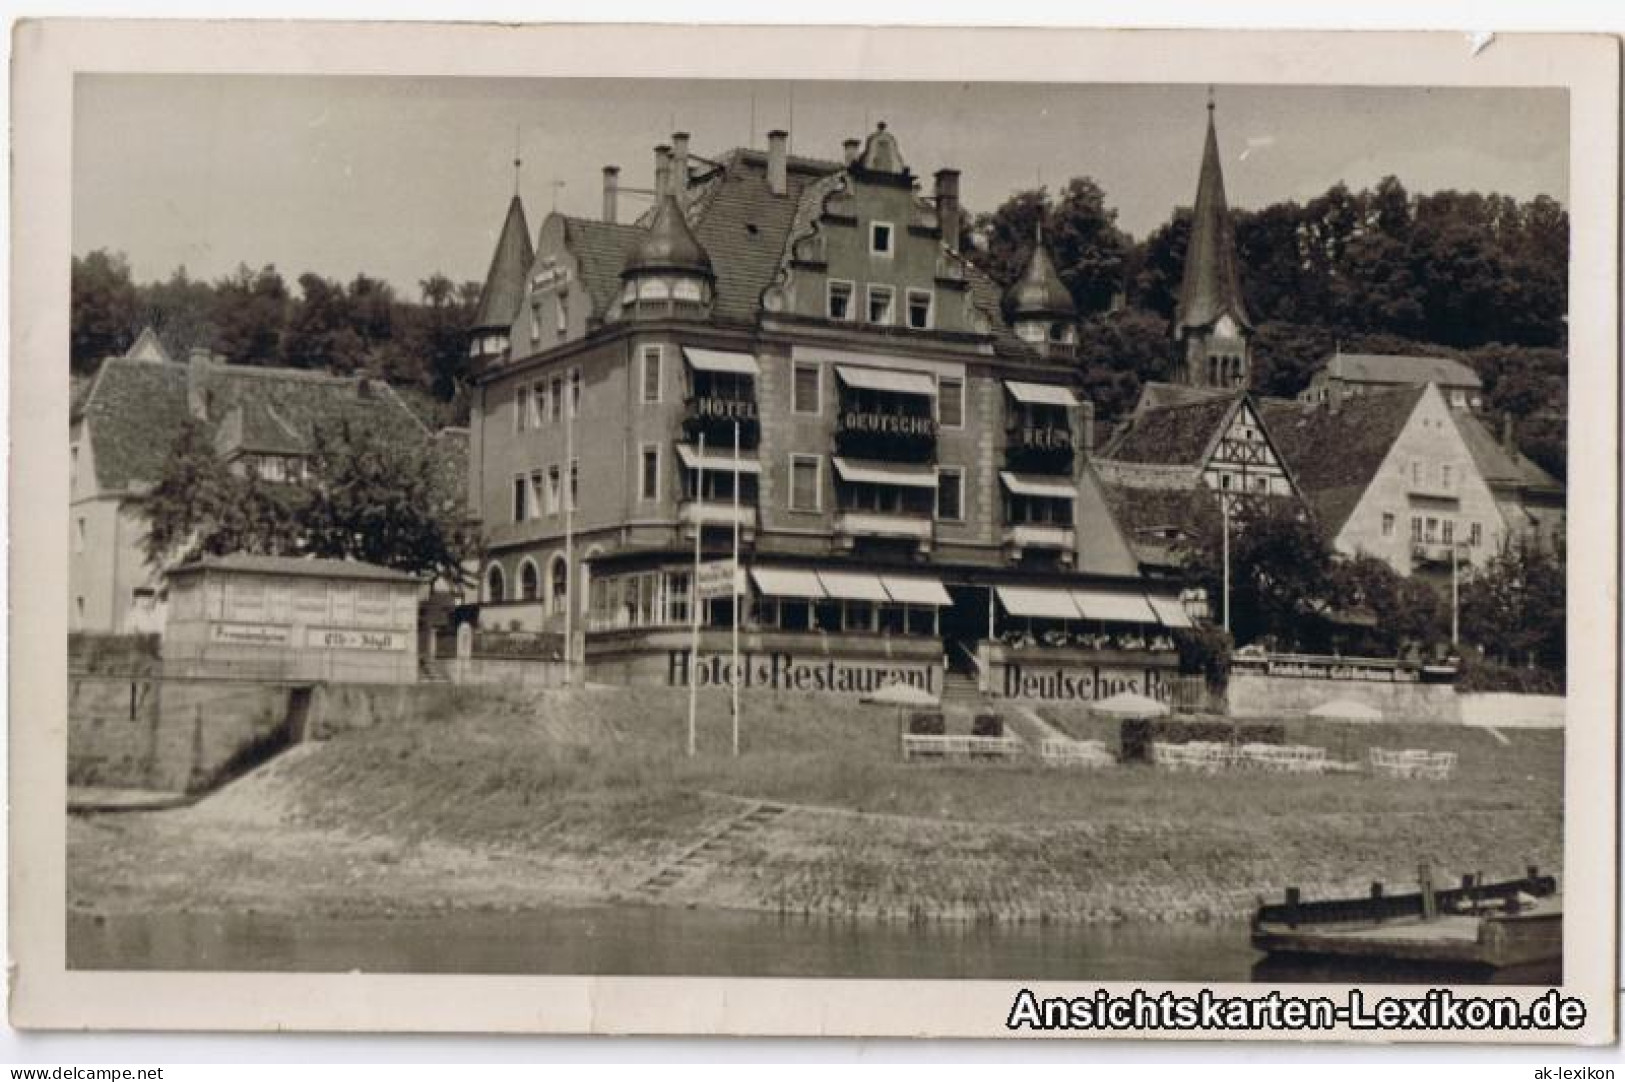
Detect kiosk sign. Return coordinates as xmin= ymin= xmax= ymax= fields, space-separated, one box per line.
xmin=695 ymin=560 xmax=745 ymax=600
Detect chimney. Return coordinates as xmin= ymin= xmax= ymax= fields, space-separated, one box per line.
xmin=186 ymin=346 xmax=213 ymax=420
xmin=653 ymin=144 xmax=672 ymax=203
xmin=766 ymin=130 xmax=788 ymax=196
xmin=843 ymin=138 xmax=861 ymax=165
xmin=670 ymin=132 xmax=690 ymax=205
xmin=934 ymin=168 xmax=962 ymax=253
xmin=601 ymin=166 xmax=620 ymax=223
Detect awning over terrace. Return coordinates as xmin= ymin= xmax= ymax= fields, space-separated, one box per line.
xmin=1004 ymin=380 xmax=1078 ymax=407
xmin=1071 ymin=589 xmax=1160 ymax=625
xmin=834 ymin=364 xmax=937 ymax=397
xmin=1146 ymin=595 xmax=1195 ymax=628
xmin=816 ymin=570 xmax=891 ymax=602
xmin=880 ymin=576 xmax=953 ymax=607
xmin=749 ymin=567 xmax=826 ymax=599
xmin=995 ymin=585 xmax=1083 ymax=621
xmin=683 ymin=347 xmax=760 ymax=376
xmin=831 ymin=457 xmax=939 ymax=489
xmin=674 ymin=442 xmax=762 ymax=473
xmin=999 ymin=471 xmax=1077 ymax=500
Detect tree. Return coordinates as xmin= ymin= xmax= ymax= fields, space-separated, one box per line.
xmin=213 ymin=264 xmax=289 ymax=366
xmin=70 ymin=250 xmax=139 ymax=372
xmin=1178 ymin=496 xmax=1336 ymax=648
xmin=301 ymin=421 xmax=479 ymax=585
xmin=1073 ymin=309 xmax=1174 ymax=422
xmin=141 ymin=417 xmax=236 ymax=567
xmin=281 ymin=272 xmax=363 ymax=371
xmin=137 ymin=266 xmax=218 ymax=360
xmin=968 ymin=179 xmax=1130 ymax=314
xmin=1459 ymin=538 xmax=1565 ymax=672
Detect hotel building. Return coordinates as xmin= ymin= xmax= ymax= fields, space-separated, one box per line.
xmin=467 ymin=123 xmax=1193 ymax=702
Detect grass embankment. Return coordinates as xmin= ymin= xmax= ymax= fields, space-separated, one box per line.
xmin=68 ymin=685 xmax=1563 ymax=924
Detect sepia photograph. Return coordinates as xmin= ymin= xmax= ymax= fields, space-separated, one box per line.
xmin=9 ymin=20 xmax=1618 ymax=1042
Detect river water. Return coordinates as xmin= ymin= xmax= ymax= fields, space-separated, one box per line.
xmin=67 ymin=906 xmax=1558 ymax=984
xmin=70 ymin=906 xmax=1260 ymax=980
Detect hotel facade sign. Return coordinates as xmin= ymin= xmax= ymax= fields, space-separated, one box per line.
xmin=994 ymin=661 xmax=1174 ymax=703
xmin=666 ymin=650 xmax=937 ymax=695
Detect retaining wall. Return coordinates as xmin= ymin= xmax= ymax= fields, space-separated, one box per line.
xmin=1459 ymin=693 xmax=1566 ymax=729
xmin=1227 ymin=670 xmax=1462 ymax=723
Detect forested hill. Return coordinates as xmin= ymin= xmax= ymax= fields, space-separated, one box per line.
xmin=71 ymin=174 xmax=1568 ymax=479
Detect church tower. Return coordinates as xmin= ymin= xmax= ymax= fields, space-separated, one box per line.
xmin=1174 ymin=95 xmax=1253 ymax=389
xmin=468 ymin=184 xmax=535 ymax=373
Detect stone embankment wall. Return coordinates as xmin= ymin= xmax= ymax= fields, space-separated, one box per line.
xmin=1227 ymin=671 xmax=1462 ymax=723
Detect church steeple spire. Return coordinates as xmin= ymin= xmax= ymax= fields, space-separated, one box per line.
xmin=1175 ymin=93 xmax=1253 ymax=390
xmin=468 ymin=188 xmax=535 ymax=370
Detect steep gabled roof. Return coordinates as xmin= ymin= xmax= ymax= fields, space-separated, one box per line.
xmin=1098 ymin=483 xmax=1219 ymax=571
xmin=559 ymin=216 xmax=647 ymax=317
xmin=1325 ymin=352 xmax=1483 ymax=390
xmin=1175 ymin=106 xmax=1251 ymax=337
xmin=1257 ymin=384 xmax=1428 ymax=536
xmin=125 ymin=326 xmax=173 ymax=364
xmin=1100 ymin=390 xmax=1243 ymax=467
xmin=472 ymin=194 xmax=535 ymax=332
xmin=1451 ymin=409 xmax=1562 ymax=492
xmin=1074 ymin=463 xmax=1144 ymax=577
xmin=76 ymin=358 xmax=193 ymax=493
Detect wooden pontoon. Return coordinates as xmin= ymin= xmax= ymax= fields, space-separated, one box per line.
xmin=1251 ymin=867 xmax=1560 ymax=970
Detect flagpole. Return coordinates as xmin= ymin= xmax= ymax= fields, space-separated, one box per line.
xmin=1221 ymin=492 xmax=1231 ymax=634
xmin=731 ymin=419 xmax=742 ymax=757
xmin=687 ymin=432 xmax=704 ymax=758
xmin=564 ymin=374 xmax=575 ymax=687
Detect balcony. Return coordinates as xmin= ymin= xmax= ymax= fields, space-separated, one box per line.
xmin=1411 ymin=542 xmax=1460 ymax=567
xmin=1004 ymin=424 xmax=1075 ymax=474
xmin=1003 ymin=524 xmax=1076 ymax=564
xmin=680 ymin=499 xmax=758 ymax=542
xmin=834 ymin=510 xmax=933 ymax=553
xmin=834 ymin=408 xmax=938 ymax=463
xmin=683 ymin=395 xmax=759 ymax=449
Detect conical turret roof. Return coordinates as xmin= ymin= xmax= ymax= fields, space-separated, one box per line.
xmin=624 ymin=193 xmax=714 ymax=278
xmin=1004 ymin=230 xmax=1076 ymax=321
xmin=1175 ymin=104 xmax=1252 ymax=335
xmin=471 ymin=194 xmax=535 ymax=332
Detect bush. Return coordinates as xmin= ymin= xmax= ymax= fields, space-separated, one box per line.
xmin=971 ymin=713 xmax=1004 ymax=738
xmin=907 ymin=712 xmax=946 ymax=736
xmin=1456 ymin=653 xmax=1564 ymax=695
xmin=68 ymin=632 xmax=161 ymax=674
xmin=1173 ymin=625 xmax=1233 ymax=690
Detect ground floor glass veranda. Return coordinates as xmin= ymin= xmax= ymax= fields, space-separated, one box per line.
xmin=585 ymin=562 xmax=1193 ymax=648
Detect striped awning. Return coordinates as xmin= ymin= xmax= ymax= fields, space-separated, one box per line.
xmin=1005 ymin=380 xmax=1077 ymax=407
xmin=750 ymin=567 xmax=827 ymax=599
xmin=996 ymin=585 xmax=1080 ymax=620
xmin=999 ymin=471 xmax=1077 ymax=500
xmin=834 ymin=364 xmax=937 ymax=397
xmin=1147 ymin=595 xmax=1194 ymax=628
xmin=831 ymin=457 xmax=938 ymax=489
xmin=683 ymin=347 xmax=760 ymax=376
xmin=880 ymin=576 xmax=953 ymax=607
xmin=1072 ymin=589 xmax=1159 ymax=624
xmin=674 ymin=442 xmax=761 ymax=474
xmin=817 ymin=570 xmax=891 ymax=602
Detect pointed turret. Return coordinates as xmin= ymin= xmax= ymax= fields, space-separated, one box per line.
xmin=468 ymin=193 xmax=535 ymax=368
xmin=1004 ymin=227 xmax=1078 ymax=358
xmin=1175 ymin=96 xmax=1252 ymax=389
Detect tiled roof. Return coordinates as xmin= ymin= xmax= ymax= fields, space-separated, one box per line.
xmin=80 ymin=357 xmax=431 ymax=494
xmin=1134 ymin=381 xmax=1232 ymax=413
xmin=472 ymin=194 xmax=535 ymax=331
xmin=1326 ymin=353 xmax=1482 ymax=390
xmin=170 ymin=553 xmax=420 ymax=583
xmin=1451 ymin=409 xmax=1562 ymax=492
xmin=1099 ymin=483 xmax=1219 ymax=571
xmin=1175 ymin=109 xmax=1251 ymax=335
xmin=560 ymin=216 xmax=648 ymax=317
xmin=1100 ymin=391 xmax=1241 ymax=466
xmin=1257 ymin=385 xmax=1427 ymax=536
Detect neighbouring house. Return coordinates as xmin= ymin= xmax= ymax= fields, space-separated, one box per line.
xmin=1450 ymin=410 xmax=1566 ymax=552
xmin=1299 ymin=351 xmax=1485 ymax=412
xmin=69 ymin=335 xmax=448 ymax=634
xmin=162 ymin=554 xmax=420 ymax=683
xmin=1259 ymin=382 xmax=1508 ymax=581
xmin=466 ymin=119 xmax=1190 ymax=704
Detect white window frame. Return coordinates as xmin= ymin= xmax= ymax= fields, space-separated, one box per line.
xmin=514 ymin=383 xmax=528 ymax=433
xmin=546 ymin=465 xmax=561 ymax=516
xmin=639 ymin=443 xmax=661 ymax=502
xmin=569 ymin=365 xmax=583 ymax=418
xmin=568 ymin=458 xmax=580 ymax=512
xmin=906 ymin=288 xmax=934 ymax=331
xmin=937 ymin=375 xmax=965 ymax=429
xmin=866 ymin=284 xmax=896 ymax=325
xmin=935 ymin=467 xmax=965 ymax=522
xmin=555 ymin=291 xmax=569 ymax=338
xmin=641 ymin=345 xmax=663 ymax=405
xmin=550 ymin=375 xmax=564 ymax=422
xmin=530 ymin=299 xmax=543 ymax=345
xmin=826 ymin=279 xmax=855 ymax=321
xmin=869 ymin=221 xmax=895 ymax=258
xmin=529 ymin=471 xmax=546 ymax=520
xmin=791 ymin=361 xmax=822 ymax=416
xmin=788 ymin=453 xmax=823 ymax=513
